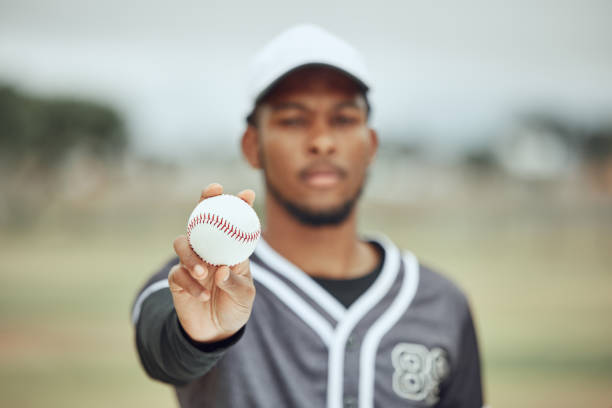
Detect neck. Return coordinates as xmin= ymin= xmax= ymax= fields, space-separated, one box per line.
xmin=262 ymin=191 xmax=379 ymax=279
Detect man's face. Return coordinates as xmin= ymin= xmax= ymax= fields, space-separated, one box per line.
xmin=249 ymin=66 xmax=377 ymax=226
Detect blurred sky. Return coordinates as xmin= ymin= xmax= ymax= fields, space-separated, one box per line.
xmin=1 ymin=0 xmax=611 ymax=158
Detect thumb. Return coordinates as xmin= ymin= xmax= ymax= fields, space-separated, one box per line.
xmin=215 ymin=265 xmax=256 ymax=304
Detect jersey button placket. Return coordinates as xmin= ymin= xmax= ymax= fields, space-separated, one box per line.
xmin=346 ymin=335 xmax=356 ymax=351
xmin=343 ymin=335 xmax=359 ymax=408
xmin=343 ymin=395 xmax=357 ymax=408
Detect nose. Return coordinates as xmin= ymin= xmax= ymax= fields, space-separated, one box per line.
xmin=307 ymin=121 xmax=336 ymax=156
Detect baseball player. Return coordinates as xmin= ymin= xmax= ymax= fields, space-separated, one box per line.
xmin=132 ymin=24 xmax=484 ymax=407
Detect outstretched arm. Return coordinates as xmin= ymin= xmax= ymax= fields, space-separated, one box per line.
xmin=132 ymin=183 xmax=257 ymax=385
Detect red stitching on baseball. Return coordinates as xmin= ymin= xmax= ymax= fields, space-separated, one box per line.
xmin=187 ymin=212 xmax=260 ymax=244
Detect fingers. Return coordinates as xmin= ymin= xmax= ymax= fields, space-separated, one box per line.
xmin=168 ymin=262 xmax=255 ymax=305
xmin=231 ymin=259 xmax=252 ymax=278
xmin=173 ymin=235 xmax=207 ymax=273
xmin=237 ymin=189 xmax=255 ymax=207
xmin=173 ymin=235 xmax=220 ymax=289
xmin=198 ymin=183 xmax=255 ymax=207
xmin=215 ymin=265 xmax=256 ymax=304
xmin=168 ymin=264 xmax=210 ymax=302
xmin=199 ymin=182 xmax=223 ymax=203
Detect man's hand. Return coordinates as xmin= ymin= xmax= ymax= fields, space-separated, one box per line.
xmin=168 ymin=183 xmax=257 ymax=343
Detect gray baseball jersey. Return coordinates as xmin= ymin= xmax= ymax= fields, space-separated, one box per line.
xmin=132 ymin=234 xmax=483 ymax=407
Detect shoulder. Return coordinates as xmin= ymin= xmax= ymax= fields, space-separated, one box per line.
xmin=417 ymin=262 xmax=468 ymax=302
xmin=404 ymin=254 xmax=472 ymax=318
xmin=373 ymin=235 xmax=470 ymax=311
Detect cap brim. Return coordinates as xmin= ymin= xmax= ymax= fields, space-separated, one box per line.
xmin=253 ymin=63 xmax=370 ymax=105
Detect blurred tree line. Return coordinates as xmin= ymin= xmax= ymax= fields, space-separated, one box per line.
xmin=0 ymin=85 xmax=127 ymax=169
xmin=0 ymin=84 xmax=128 ymax=227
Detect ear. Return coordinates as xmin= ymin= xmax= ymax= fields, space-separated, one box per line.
xmin=241 ymin=125 xmax=262 ymax=169
xmin=366 ymin=128 xmax=379 ymax=165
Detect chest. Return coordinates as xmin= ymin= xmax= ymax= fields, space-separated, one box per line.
xmin=218 ymin=285 xmax=461 ymax=408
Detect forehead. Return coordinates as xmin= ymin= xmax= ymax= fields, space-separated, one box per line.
xmin=260 ymin=65 xmax=365 ymax=105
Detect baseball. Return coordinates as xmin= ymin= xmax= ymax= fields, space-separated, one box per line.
xmin=187 ymin=194 xmax=261 ymax=266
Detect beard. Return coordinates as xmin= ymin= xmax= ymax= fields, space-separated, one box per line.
xmin=263 ymin=169 xmax=366 ymax=227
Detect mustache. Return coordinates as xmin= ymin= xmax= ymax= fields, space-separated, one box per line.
xmin=298 ymin=162 xmax=348 ymax=180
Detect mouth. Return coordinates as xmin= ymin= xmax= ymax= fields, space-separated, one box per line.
xmin=300 ymin=164 xmax=347 ymax=189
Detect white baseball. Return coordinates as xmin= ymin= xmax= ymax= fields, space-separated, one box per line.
xmin=187 ymin=194 xmax=261 ymax=266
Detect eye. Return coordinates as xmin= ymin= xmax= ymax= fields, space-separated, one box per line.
xmin=279 ymin=117 xmax=308 ymax=127
xmin=331 ymin=115 xmax=359 ymax=126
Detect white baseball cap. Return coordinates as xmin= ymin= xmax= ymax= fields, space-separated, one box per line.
xmin=246 ymin=24 xmax=371 ymax=110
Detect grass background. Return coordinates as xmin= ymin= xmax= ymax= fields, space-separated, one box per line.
xmin=0 ymin=163 xmax=610 ymax=407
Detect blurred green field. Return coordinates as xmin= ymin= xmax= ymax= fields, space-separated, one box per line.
xmin=1 ymin=173 xmax=611 ymax=407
